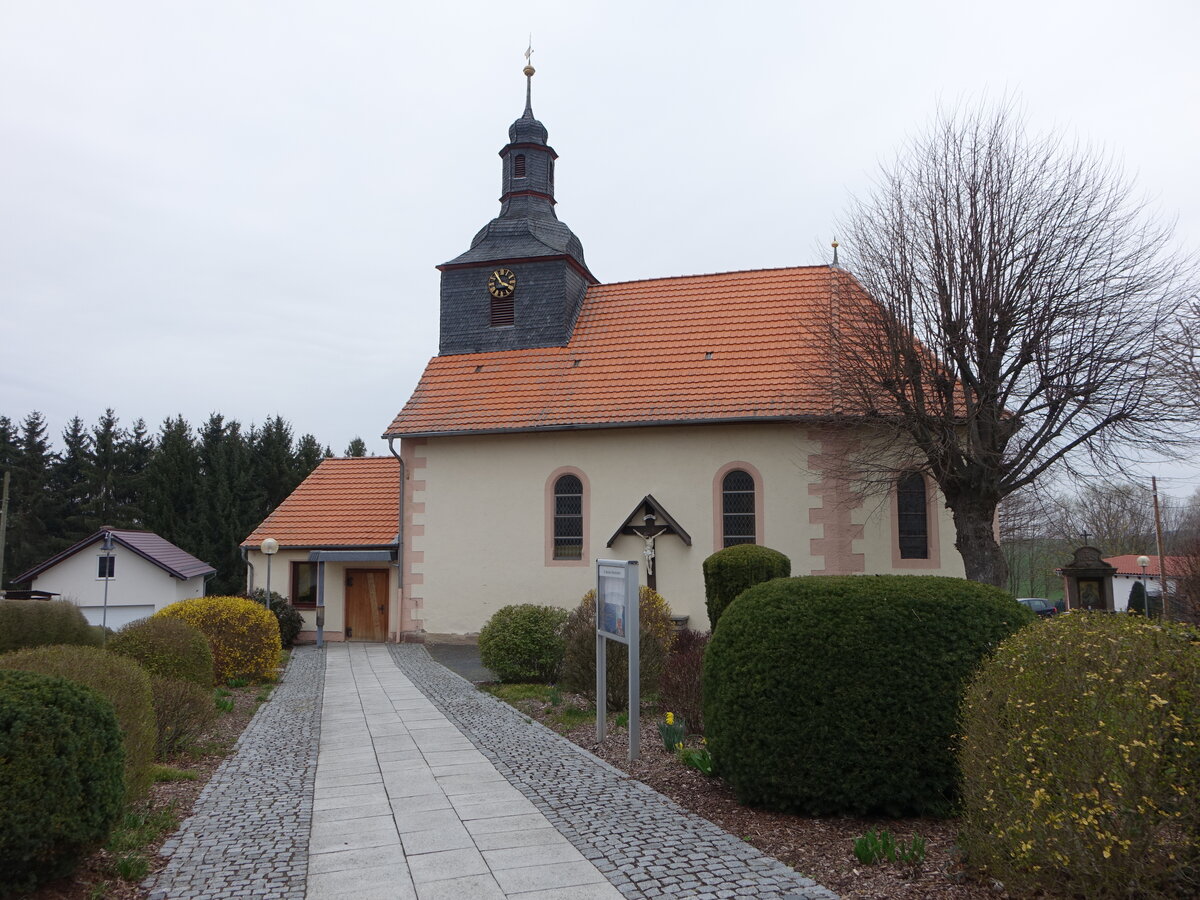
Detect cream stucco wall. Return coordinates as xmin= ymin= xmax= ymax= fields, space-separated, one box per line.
xmin=403 ymin=422 xmax=964 ymax=635
xmin=245 ymin=548 xmax=396 ymax=641
xmin=32 ymin=540 xmax=207 ymax=628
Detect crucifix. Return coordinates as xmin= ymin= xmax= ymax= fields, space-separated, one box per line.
xmin=1081 ymin=530 xmax=1091 ymax=545
xmin=629 ymin=512 xmax=669 ymax=591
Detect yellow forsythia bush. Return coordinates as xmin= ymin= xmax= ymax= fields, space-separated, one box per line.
xmin=154 ymin=596 xmax=281 ymax=683
xmin=959 ymin=613 xmax=1199 ymax=899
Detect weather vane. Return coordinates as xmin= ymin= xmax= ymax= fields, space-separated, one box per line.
xmin=524 ymin=37 xmax=534 ymax=68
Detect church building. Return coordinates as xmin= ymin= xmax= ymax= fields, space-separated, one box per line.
xmin=377 ymin=63 xmax=965 ymax=638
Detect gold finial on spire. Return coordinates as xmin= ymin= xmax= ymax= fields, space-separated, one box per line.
xmin=523 ymin=37 xmax=535 ymax=77
xmin=831 ymin=238 xmax=840 ymax=266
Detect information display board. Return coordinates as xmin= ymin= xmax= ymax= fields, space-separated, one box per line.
xmin=595 ymin=558 xmax=640 ymax=760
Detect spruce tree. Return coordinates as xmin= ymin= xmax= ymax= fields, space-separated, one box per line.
xmin=87 ymin=409 xmax=125 ymax=529
xmin=142 ymin=416 xmax=202 ymax=551
xmin=254 ymin=416 xmax=297 ymax=520
xmin=344 ymin=437 xmax=368 ymax=457
xmin=50 ymin=417 xmax=93 ymax=546
xmin=117 ymin=418 xmax=152 ymax=527
xmin=295 ymin=434 xmax=325 ymax=479
xmin=9 ymin=412 xmax=57 ymax=582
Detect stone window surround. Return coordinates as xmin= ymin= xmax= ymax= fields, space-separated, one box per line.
xmin=711 ymin=461 xmax=764 ymax=552
xmin=545 ymin=466 xmax=590 ymax=567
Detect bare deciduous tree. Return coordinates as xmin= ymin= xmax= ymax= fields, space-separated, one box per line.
xmin=834 ymin=105 xmax=1196 ymax=587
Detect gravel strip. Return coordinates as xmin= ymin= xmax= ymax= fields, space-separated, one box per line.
xmin=387 ymin=643 xmax=837 ymax=900
xmin=146 ymin=646 xmax=324 ymax=900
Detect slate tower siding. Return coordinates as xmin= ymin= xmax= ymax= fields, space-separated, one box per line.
xmin=439 ymin=260 xmax=589 ymax=355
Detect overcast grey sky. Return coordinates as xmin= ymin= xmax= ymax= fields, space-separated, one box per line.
xmin=2 ymin=1 xmax=1197 ymax=497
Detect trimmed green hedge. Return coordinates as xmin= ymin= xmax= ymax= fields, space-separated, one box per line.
xmin=0 ymin=645 xmax=157 ymax=805
xmin=704 ymin=575 xmax=1032 ymax=817
xmin=478 ymin=604 xmax=570 ymax=683
xmin=0 ymin=599 xmax=102 ymax=653
xmin=702 ymin=544 xmax=790 ymax=628
xmin=109 ymin=616 xmax=215 ymax=686
xmin=0 ymin=670 xmax=125 ymax=897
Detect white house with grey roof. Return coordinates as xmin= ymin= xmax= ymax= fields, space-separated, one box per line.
xmin=13 ymin=528 xmax=216 ymax=629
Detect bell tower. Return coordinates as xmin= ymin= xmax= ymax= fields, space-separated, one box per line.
xmin=437 ymin=61 xmax=597 ymax=356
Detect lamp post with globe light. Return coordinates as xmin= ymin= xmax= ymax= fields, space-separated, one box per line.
xmin=1137 ymin=554 xmax=1150 ymax=616
xmin=261 ymin=539 xmax=279 ymax=609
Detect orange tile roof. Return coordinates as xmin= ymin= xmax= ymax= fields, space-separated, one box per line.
xmin=385 ymin=266 xmax=874 ymax=437
xmin=1104 ymin=555 xmax=1187 ymax=578
xmin=242 ymin=457 xmax=400 ymax=549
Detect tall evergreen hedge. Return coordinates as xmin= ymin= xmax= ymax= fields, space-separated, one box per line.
xmin=702 ymin=544 xmax=790 ymax=628
xmin=703 ymin=575 xmax=1032 ymax=817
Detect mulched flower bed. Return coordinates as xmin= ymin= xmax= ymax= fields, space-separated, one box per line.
xmin=495 ymin=687 xmax=1003 ymax=900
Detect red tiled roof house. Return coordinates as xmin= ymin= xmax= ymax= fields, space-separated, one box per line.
xmin=242 ymin=457 xmax=399 ymax=643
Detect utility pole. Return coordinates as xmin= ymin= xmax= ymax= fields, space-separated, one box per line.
xmin=0 ymin=471 xmax=9 ymax=598
xmin=1151 ymin=477 xmax=1168 ymax=620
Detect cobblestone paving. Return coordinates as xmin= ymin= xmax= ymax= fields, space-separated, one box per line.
xmin=387 ymin=644 xmax=838 ymax=900
xmin=146 ymin=646 xmax=324 ymax=900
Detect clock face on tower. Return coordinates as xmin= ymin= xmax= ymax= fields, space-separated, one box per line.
xmin=488 ymin=268 xmax=516 ymax=299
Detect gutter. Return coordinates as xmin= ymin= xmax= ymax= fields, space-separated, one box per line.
xmin=240 ymin=546 xmax=255 ymax=595
xmin=386 ymin=437 xmax=406 ymax=637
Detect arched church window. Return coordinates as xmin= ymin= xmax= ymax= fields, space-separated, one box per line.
xmin=553 ymin=474 xmax=584 ymax=560
xmin=513 ymin=154 xmax=526 ymax=178
xmin=897 ymin=472 xmax=929 ymax=559
xmin=722 ymin=469 xmax=756 ymax=547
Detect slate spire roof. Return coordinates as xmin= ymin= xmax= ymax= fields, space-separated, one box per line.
xmin=439 ymin=63 xmax=591 ymax=277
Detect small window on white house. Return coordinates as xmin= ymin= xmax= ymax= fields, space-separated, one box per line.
xmin=97 ymin=556 xmax=115 ymax=578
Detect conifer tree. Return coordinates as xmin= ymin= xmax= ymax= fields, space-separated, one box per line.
xmin=344 ymin=437 xmax=368 ymax=457
xmin=51 ymin=416 xmax=93 ymax=545
xmin=255 ymin=415 xmax=298 ymax=520
xmin=8 ymin=412 xmax=56 ymax=582
xmin=295 ymin=434 xmax=325 ymax=478
xmin=142 ymin=416 xmax=201 ymax=551
xmin=87 ymin=409 xmax=125 ymax=529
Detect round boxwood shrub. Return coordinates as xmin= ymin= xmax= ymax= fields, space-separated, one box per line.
xmin=560 ymin=587 xmax=676 ymax=710
xmin=0 ymin=645 xmax=156 ymax=805
xmin=960 ymin=613 xmax=1200 ymax=899
xmin=704 ymin=575 xmax=1032 ymax=817
xmin=702 ymin=544 xmax=791 ymax=629
xmin=478 ymin=604 xmax=570 ymax=683
xmin=154 ymin=595 xmax=281 ymax=683
xmin=0 ymin=670 xmax=125 ymax=897
xmin=0 ymin=599 xmax=102 ymax=653
xmin=150 ymin=675 xmax=217 ymax=758
xmin=109 ymin=616 xmax=215 ymax=686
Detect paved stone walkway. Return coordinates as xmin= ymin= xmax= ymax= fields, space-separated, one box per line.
xmin=146 ymin=645 xmax=324 ymax=900
xmin=388 ymin=644 xmax=836 ymax=900
xmin=145 ymin=643 xmax=836 ymax=899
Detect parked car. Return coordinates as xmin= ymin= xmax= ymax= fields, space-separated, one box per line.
xmin=1017 ymin=597 xmax=1058 ymax=619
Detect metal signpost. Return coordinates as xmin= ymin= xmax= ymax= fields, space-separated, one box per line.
xmin=596 ymin=558 xmax=640 ymax=761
